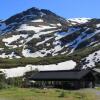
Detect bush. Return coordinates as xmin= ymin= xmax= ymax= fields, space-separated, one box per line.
xmin=58 ymin=91 xmax=65 ymax=98
xmin=7 ymin=77 xmax=23 ymax=87
xmin=0 ymin=71 xmax=7 ymax=89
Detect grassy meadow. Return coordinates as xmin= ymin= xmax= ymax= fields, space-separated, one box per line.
xmin=0 ymin=87 xmax=99 ymax=100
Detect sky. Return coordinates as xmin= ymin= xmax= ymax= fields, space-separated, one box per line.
xmin=0 ymin=0 xmax=100 ymax=20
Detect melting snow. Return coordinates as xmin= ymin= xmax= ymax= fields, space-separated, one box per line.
xmin=36 ymin=37 xmax=53 ymax=46
xmin=96 ymin=24 xmax=100 ymax=28
xmin=17 ymin=24 xmax=57 ymax=33
xmin=50 ymin=23 xmax=62 ymax=27
xmin=57 ymin=23 xmax=62 ymax=27
xmin=68 ymin=29 xmax=100 ymax=53
xmin=83 ymin=50 xmax=100 ymax=69
xmin=55 ymin=28 xmax=80 ymax=40
xmin=46 ymin=43 xmax=50 ymax=46
xmin=22 ymin=49 xmax=45 ymax=57
xmin=54 ymin=45 xmax=63 ymax=53
xmin=31 ymin=19 xmax=44 ymax=23
xmin=0 ymin=52 xmax=21 ymax=59
xmin=68 ymin=18 xmax=91 ymax=24
xmin=0 ymin=60 xmax=76 ymax=78
xmin=0 ymin=48 xmax=4 ymax=51
xmin=23 ymin=29 xmax=59 ymax=48
xmin=2 ymin=34 xmax=28 ymax=45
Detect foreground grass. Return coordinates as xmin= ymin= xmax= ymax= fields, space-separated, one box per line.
xmin=0 ymin=87 xmax=98 ymax=100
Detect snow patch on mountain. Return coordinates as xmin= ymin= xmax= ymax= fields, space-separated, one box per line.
xmin=53 ymin=45 xmax=63 ymax=53
xmin=0 ymin=48 xmax=4 ymax=51
xmin=0 ymin=52 xmax=21 ymax=59
xmin=0 ymin=60 xmax=76 ymax=78
xmin=31 ymin=19 xmax=44 ymax=22
xmin=83 ymin=50 xmax=100 ymax=69
xmin=36 ymin=37 xmax=53 ymax=46
xmin=57 ymin=23 xmax=62 ymax=27
xmin=96 ymin=24 xmax=100 ymax=28
xmin=55 ymin=28 xmax=80 ymax=40
xmin=22 ymin=49 xmax=46 ymax=57
xmin=66 ymin=29 xmax=100 ymax=53
xmin=68 ymin=18 xmax=91 ymax=24
xmin=22 ymin=37 xmax=64 ymax=57
xmin=2 ymin=34 xmax=28 ymax=45
xmin=17 ymin=24 xmax=57 ymax=33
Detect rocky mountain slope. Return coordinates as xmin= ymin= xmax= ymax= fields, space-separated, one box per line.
xmin=0 ymin=7 xmax=100 ymax=71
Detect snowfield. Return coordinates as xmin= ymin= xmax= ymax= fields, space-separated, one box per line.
xmin=2 ymin=34 xmax=28 ymax=45
xmin=0 ymin=60 xmax=76 ymax=78
xmin=68 ymin=18 xmax=91 ymax=24
xmin=83 ymin=50 xmax=100 ymax=69
xmin=31 ymin=19 xmax=44 ymax=23
xmin=22 ymin=48 xmax=46 ymax=57
xmin=0 ymin=52 xmax=21 ymax=59
xmin=96 ymin=24 xmax=100 ymax=28
xmin=17 ymin=24 xmax=57 ymax=33
xmin=36 ymin=37 xmax=53 ymax=46
xmin=22 ymin=43 xmax=64 ymax=57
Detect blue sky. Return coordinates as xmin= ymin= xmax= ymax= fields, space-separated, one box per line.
xmin=0 ymin=0 xmax=100 ymax=20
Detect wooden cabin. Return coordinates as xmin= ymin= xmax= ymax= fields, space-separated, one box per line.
xmin=92 ymin=68 xmax=100 ymax=85
xmin=29 ymin=70 xmax=95 ymax=89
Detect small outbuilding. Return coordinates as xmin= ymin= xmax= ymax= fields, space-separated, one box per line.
xmin=29 ymin=70 xmax=95 ymax=89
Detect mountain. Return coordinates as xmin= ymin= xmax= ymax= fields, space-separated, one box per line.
xmin=0 ymin=7 xmax=100 ymax=72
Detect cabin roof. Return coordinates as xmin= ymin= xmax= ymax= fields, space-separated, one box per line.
xmin=29 ymin=70 xmax=93 ymax=80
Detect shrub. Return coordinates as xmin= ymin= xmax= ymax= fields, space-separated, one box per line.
xmin=58 ymin=91 xmax=65 ymax=98
xmin=0 ymin=71 xmax=7 ymax=89
xmin=7 ymin=77 xmax=23 ymax=87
